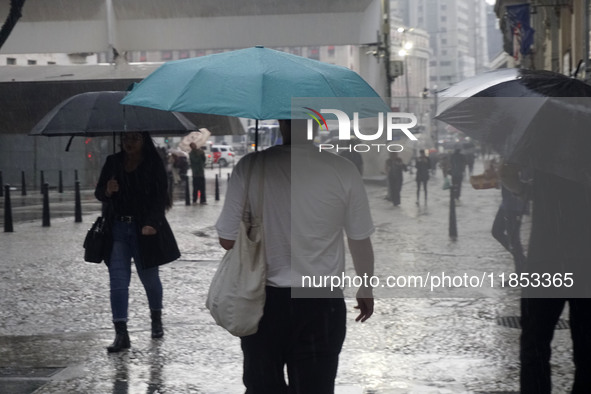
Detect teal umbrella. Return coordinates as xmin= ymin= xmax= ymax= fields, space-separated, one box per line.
xmin=121 ymin=46 xmax=389 ymax=121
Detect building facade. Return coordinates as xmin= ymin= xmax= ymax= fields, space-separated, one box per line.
xmin=494 ymin=0 xmax=590 ymax=79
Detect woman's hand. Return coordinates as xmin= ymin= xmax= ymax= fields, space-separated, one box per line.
xmin=105 ymin=177 xmax=119 ymax=197
xmin=141 ymin=226 xmax=157 ymax=235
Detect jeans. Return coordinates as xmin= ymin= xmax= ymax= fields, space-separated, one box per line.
xmin=240 ymin=286 xmax=346 ymax=394
xmin=108 ymin=221 xmax=163 ymax=322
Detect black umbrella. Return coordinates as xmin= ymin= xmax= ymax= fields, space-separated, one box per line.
xmin=435 ymin=68 xmax=591 ymax=185
xmin=30 ymin=91 xmax=197 ymax=151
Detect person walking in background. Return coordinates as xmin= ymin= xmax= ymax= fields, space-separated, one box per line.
xmin=169 ymin=154 xmax=181 ymax=184
xmin=95 ymin=132 xmax=180 ymax=353
xmin=463 ymin=140 xmax=476 ymax=177
xmin=216 ymin=119 xmax=374 ymax=393
xmin=385 ymin=151 xmax=406 ymax=206
xmin=189 ymin=142 xmax=207 ymax=204
xmin=439 ymin=153 xmax=451 ymax=178
xmin=415 ymin=149 xmax=431 ymax=205
xmin=465 ymin=152 xmax=475 ymax=177
xmin=450 ymin=147 xmax=466 ymax=201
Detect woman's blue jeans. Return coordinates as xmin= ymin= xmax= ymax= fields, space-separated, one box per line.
xmin=109 ymin=221 xmax=163 ymax=322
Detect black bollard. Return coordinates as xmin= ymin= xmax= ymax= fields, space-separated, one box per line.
xmin=184 ymin=177 xmax=191 ymax=206
xmin=42 ymin=183 xmax=50 ymax=227
xmin=215 ymin=174 xmax=220 ymax=201
xmin=74 ymin=181 xmax=82 ymax=223
xmin=40 ymin=170 xmax=45 ymax=194
xmin=227 ymin=173 xmax=230 ymax=183
xmin=0 ymin=171 xmax=3 ymax=197
xmin=449 ymin=185 xmax=457 ymax=239
xmin=21 ymin=171 xmax=26 ymax=196
xmin=75 ymin=169 xmax=79 ymax=181
xmin=4 ymin=185 xmax=13 ymax=232
xmin=58 ymin=170 xmax=63 ymax=193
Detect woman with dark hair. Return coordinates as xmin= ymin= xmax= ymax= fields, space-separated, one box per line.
xmin=95 ymin=132 xmax=180 ymax=353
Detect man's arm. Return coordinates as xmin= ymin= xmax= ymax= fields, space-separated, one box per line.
xmin=347 ymin=237 xmax=374 ymax=322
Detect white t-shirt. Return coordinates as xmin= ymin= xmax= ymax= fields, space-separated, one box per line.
xmin=215 ymin=144 xmax=374 ymax=287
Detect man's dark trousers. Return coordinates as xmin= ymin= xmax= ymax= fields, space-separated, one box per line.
xmin=240 ymin=286 xmax=346 ymax=394
xmin=520 ymin=298 xmax=591 ymax=393
xmin=192 ymin=176 xmax=206 ymax=203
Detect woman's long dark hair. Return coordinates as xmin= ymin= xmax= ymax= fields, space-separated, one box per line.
xmin=120 ymin=132 xmax=173 ymax=210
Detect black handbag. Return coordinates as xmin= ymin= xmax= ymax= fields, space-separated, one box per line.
xmin=83 ymin=216 xmax=107 ymax=263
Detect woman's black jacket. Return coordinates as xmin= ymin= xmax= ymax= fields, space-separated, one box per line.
xmin=94 ymin=152 xmax=180 ymax=268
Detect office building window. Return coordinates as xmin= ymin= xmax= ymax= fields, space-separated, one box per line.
xmin=308 ymin=47 xmax=320 ymax=60
xmin=7 ymin=57 xmax=16 ymax=65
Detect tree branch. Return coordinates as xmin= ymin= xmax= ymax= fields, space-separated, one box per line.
xmin=0 ymin=0 xmax=27 ymax=51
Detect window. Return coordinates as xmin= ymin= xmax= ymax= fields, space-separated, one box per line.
xmin=161 ymin=51 xmax=173 ymax=61
xmin=47 ymin=61 xmax=56 ymax=65
xmin=308 ymin=47 xmax=320 ymax=60
xmin=6 ymin=57 xmax=16 ymax=65
xmin=27 ymin=59 xmax=37 ymax=65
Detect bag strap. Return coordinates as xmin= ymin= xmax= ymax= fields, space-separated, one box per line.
xmin=242 ymin=152 xmax=265 ymax=221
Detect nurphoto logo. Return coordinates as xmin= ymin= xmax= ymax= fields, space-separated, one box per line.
xmin=305 ymin=108 xmax=418 ymax=153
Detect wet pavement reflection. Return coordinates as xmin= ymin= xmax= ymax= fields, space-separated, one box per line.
xmin=0 ymin=162 xmax=577 ymax=393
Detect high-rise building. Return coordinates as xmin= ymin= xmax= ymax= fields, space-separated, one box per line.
xmin=397 ymin=0 xmax=490 ymax=89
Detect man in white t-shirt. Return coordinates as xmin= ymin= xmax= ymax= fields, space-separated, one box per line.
xmin=216 ymin=119 xmax=374 ymax=394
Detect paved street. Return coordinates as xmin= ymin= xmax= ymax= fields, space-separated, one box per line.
xmin=0 ymin=159 xmax=577 ymax=393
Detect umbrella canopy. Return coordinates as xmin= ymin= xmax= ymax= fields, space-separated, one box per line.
xmin=178 ymin=129 xmax=211 ymax=152
xmin=30 ymin=91 xmax=197 ymax=137
xmin=435 ymin=68 xmax=591 ymax=185
xmin=120 ymin=46 xmax=389 ymax=120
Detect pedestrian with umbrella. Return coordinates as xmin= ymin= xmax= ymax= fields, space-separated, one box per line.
xmin=94 ymin=131 xmax=180 ymax=353
xmin=385 ymin=151 xmax=406 ymax=206
xmin=189 ymin=142 xmax=207 ymax=204
xmin=121 ymin=46 xmax=385 ymax=391
xmin=436 ymin=68 xmax=591 ymax=393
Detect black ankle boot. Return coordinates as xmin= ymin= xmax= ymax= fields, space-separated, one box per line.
xmin=107 ymin=321 xmax=130 ymax=353
xmin=151 ymin=309 xmax=163 ymax=339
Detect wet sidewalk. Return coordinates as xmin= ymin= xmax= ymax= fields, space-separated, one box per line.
xmin=0 ymin=159 xmax=577 ymax=393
